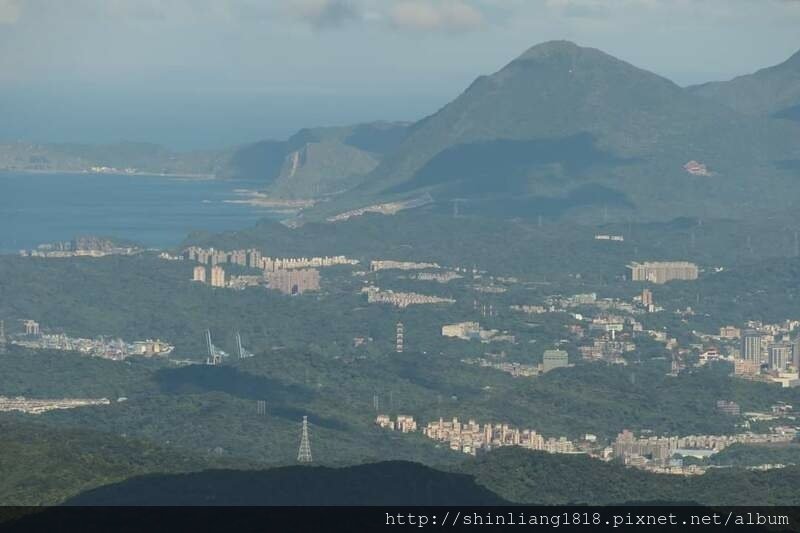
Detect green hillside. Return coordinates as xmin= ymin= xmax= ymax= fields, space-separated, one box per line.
xmin=220 ymin=122 xmax=409 ymax=197
xmin=689 ymin=48 xmax=800 ymax=119
xmin=321 ymin=41 xmax=800 ymax=222
xmin=460 ymin=447 xmax=800 ymax=506
xmin=0 ymin=417 xmax=245 ymax=505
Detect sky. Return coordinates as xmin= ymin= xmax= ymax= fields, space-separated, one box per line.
xmin=1 ymin=0 xmax=799 ymax=149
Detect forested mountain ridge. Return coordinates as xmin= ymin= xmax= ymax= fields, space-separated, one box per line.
xmin=324 ymin=40 xmax=800 ymax=222
xmin=688 ymin=47 xmax=800 ymax=120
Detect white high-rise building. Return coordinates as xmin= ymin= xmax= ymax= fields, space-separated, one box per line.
xmin=192 ymin=265 xmax=206 ymax=283
xmin=210 ymin=265 xmax=226 ymax=288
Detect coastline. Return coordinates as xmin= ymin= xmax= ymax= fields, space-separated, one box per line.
xmin=224 ymin=189 xmax=316 ymax=210
xmin=0 ymin=168 xmax=216 ymax=180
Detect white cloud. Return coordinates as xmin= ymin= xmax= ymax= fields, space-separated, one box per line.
xmin=0 ymin=0 xmax=20 ymax=24
xmin=389 ymin=1 xmax=486 ymax=32
xmin=287 ymin=0 xmax=361 ymax=29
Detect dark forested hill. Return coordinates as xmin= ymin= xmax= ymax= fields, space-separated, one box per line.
xmin=30 ymin=447 xmax=800 ymax=507
xmin=64 ymin=461 xmax=506 ymax=505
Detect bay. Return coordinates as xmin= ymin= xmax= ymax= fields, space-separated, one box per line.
xmin=0 ymin=172 xmax=280 ymax=252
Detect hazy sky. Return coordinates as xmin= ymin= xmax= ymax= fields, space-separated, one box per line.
xmin=1 ymin=0 xmax=799 ymax=149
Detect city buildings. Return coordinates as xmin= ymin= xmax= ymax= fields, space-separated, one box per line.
xmin=442 ymin=322 xmax=481 ymax=340
xmin=19 ymin=236 xmax=141 ymax=258
xmin=210 ymin=265 xmax=226 ymax=288
xmin=768 ymin=343 xmax=794 ymax=372
xmin=414 ymin=272 xmax=462 ymax=283
xmin=461 ymin=357 xmax=540 ymax=377
xmin=362 ymin=286 xmax=455 ymax=308
xmin=627 ymin=262 xmax=699 ymax=284
xmin=183 ymin=246 xmax=357 ymax=271
xmin=10 ymin=331 xmax=173 ymax=361
xmin=266 ymin=268 xmax=320 ymax=295
xmin=0 ymin=396 xmax=111 ymax=414
xmin=542 ymin=349 xmax=570 ymax=373
xmin=375 ymin=415 xmax=417 ymax=433
xmin=612 ymin=428 xmax=794 ymax=471
xmin=594 ymin=234 xmax=624 ymax=242
xmin=24 ymin=320 xmax=40 ymax=336
xmin=741 ymin=329 xmax=763 ymax=363
xmin=719 ymin=326 xmax=741 ymax=339
xmin=440 ymin=322 xmax=513 ymax=343
xmin=192 ymin=265 xmax=206 ymax=283
xmin=370 ymin=260 xmax=441 ymax=272
xmin=716 ymin=400 xmax=741 ymax=416
xmin=641 ymin=288 xmax=654 ymax=311
xmin=734 ymin=359 xmax=762 ymax=376
xmin=421 ymin=417 xmax=577 ymax=456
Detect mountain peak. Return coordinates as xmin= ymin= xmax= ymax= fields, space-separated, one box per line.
xmin=513 ymin=40 xmax=599 ymax=63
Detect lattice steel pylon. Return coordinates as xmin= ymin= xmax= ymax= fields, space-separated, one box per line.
xmin=297 ymin=416 xmax=313 ymax=463
xmin=396 ymin=322 xmax=404 ymax=353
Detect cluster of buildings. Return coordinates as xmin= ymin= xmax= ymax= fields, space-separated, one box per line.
xmin=513 ymin=290 xmax=659 ymax=319
xmin=183 ymin=246 xmax=357 ymax=271
xmin=611 ymin=428 xmax=796 ymax=474
xmin=186 ymin=247 xmax=331 ymax=295
xmin=461 ymin=357 xmax=540 ymax=377
xmin=89 ymin=165 xmax=137 ymax=174
xmin=193 ymin=264 xmax=227 ymax=287
xmin=19 ymin=236 xmax=141 ymax=258
xmin=702 ymin=321 xmax=800 ymax=387
xmin=376 ymin=412 xmax=798 ymax=476
xmin=441 ymin=322 xmax=514 ymax=344
xmin=716 ymin=400 xmax=741 ymax=416
xmin=0 ymin=396 xmax=111 ymax=414
xmin=8 ymin=323 xmax=173 ymax=361
xmin=265 ymin=269 xmax=321 ymax=295
xmin=192 ymin=263 xmax=321 ymax=294
xmin=361 ymin=286 xmax=455 ymax=308
xmin=420 ymin=417 xmax=577 ymax=456
xmin=413 ymin=272 xmax=462 ymax=283
xmin=376 ymin=415 xmax=578 ymax=457
xmin=627 ymin=261 xmax=699 ymax=284
xmin=578 ymin=338 xmax=637 ymax=363
xmin=369 ymin=260 xmax=441 ymax=272
xmin=462 ymin=349 xmax=571 ymax=377
xmin=594 ymin=234 xmax=624 ymax=242
xmin=375 ymin=414 xmax=418 ymax=433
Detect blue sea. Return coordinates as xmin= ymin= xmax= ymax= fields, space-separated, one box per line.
xmin=0 ymin=172 xmax=280 ymax=253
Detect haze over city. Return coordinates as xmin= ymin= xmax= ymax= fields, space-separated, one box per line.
xmin=2 ymin=0 xmax=800 ymax=528
xmin=1 ymin=0 xmax=799 ymax=148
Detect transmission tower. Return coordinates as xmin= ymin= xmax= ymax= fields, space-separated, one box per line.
xmin=205 ymin=329 xmax=222 ymax=365
xmin=396 ymin=322 xmax=404 ymax=353
xmin=297 ymin=416 xmax=313 ymax=463
xmin=235 ymin=330 xmax=252 ymax=359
